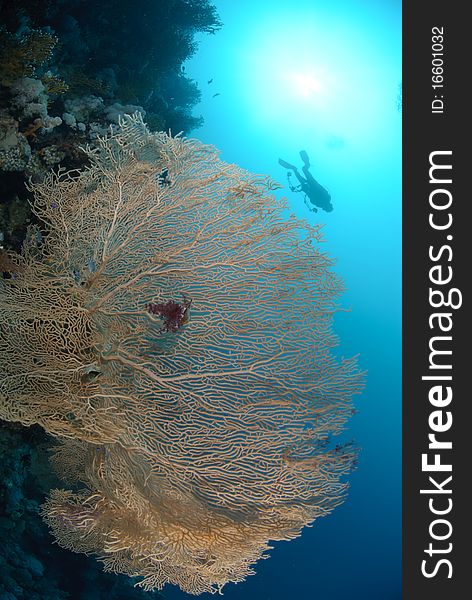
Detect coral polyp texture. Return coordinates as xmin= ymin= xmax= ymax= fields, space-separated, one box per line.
xmin=0 ymin=114 xmax=363 ymax=595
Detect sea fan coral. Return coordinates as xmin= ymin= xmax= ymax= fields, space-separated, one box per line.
xmin=0 ymin=114 xmax=363 ymax=594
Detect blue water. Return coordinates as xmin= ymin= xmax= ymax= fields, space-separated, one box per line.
xmin=172 ymin=1 xmax=401 ymax=598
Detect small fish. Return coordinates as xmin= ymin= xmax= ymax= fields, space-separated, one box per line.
xmin=212 ymin=92 xmax=221 ymax=98
xmin=207 ymin=78 xmax=213 ymax=84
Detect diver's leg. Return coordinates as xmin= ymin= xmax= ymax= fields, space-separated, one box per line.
xmin=279 ymin=159 xmax=306 ymax=187
xmin=291 ymin=168 xmax=305 ymax=187
xmin=302 ymin=165 xmax=314 ymax=180
xmin=303 ymin=168 xmax=320 ymax=190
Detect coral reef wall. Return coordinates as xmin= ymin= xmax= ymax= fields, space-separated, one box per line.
xmin=1 ymin=0 xmax=221 ymax=250
xmin=0 ymin=423 xmax=161 ymax=600
xmin=0 ymin=114 xmax=363 ymax=595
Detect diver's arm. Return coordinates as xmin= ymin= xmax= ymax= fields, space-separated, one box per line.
xmin=303 ymin=198 xmax=318 ymax=213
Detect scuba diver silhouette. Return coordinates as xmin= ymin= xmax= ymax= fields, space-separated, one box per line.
xmin=278 ymin=150 xmax=333 ymax=213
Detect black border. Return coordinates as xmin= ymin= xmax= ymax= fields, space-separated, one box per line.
xmin=403 ymin=3 xmax=468 ymax=598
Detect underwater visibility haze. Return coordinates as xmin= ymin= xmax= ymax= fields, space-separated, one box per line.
xmin=0 ymin=1 xmax=401 ymax=599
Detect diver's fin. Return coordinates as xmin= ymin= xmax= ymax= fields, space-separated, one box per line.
xmin=278 ymin=158 xmax=297 ymax=170
xmin=299 ymin=150 xmax=310 ymax=168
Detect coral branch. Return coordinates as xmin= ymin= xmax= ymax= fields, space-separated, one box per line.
xmin=0 ymin=114 xmax=364 ymax=595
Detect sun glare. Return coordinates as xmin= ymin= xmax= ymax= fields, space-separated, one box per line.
xmin=291 ymin=72 xmax=323 ymax=97
xmin=234 ymin=12 xmax=392 ymax=142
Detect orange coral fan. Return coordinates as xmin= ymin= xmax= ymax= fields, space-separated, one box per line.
xmin=0 ymin=114 xmax=363 ymax=594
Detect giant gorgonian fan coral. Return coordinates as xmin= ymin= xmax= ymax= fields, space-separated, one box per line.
xmin=0 ymin=114 xmax=363 ymax=595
